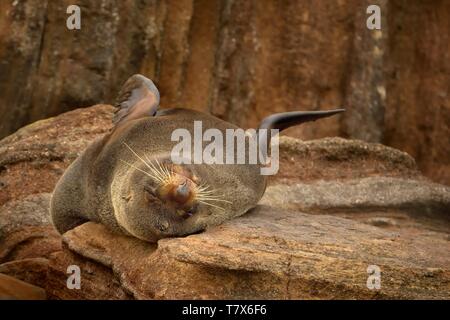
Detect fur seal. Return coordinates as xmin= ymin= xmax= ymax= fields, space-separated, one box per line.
xmin=50 ymin=74 xmax=344 ymax=242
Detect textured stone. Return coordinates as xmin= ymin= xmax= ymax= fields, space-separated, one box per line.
xmin=273 ymin=136 xmax=420 ymax=184
xmin=0 ymin=104 xmax=113 ymax=205
xmin=0 ymin=0 xmax=448 ymax=184
xmin=262 ymin=177 xmax=450 ymax=217
xmin=57 ymin=206 xmax=449 ymax=299
xmin=0 ymin=193 xmax=61 ymax=263
xmin=46 ymin=249 xmax=132 ymax=300
xmin=0 ymin=273 xmax=46 ymax=300
xmin=385 ymin=0 xmax=450 ymax=185
xmin=0 ymin=258 xmax=49 ymax=289
xmin=0 ymin=104 xmax=448 ymax=299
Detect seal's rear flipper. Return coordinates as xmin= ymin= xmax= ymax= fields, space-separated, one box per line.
xmin=259 ymin=109 xmax=345 ymax=132
xmin=258 ymin=109 xmax=345 ymax=160
xmin=113 ymin=74 xmax=160 ymax=125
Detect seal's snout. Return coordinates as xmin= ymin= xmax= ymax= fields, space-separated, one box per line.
xmin=154 ymin=174 xmax=198 ymax=220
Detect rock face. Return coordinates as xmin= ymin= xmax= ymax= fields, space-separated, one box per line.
xmin=0 ymin=273 xmax=46 ymax=300
xmin=272 ymin=136 xmax=420 ymax=184
xmin=0 ymin=193 xmax=60 ymax=264
xmin=51 ymin=207 xmax=449 ymax=300
xmin=0 ymin=105 xmax=113 ymax=292
xmin=0 ymin=104 xmax=114 ymax=206
xmin=0 ymin=105 xmax=449 ymax=299
xmin=263 ymin=177 xmax=450 ymax=217
xmin=0 ymin=0 xmax=448 ymax=185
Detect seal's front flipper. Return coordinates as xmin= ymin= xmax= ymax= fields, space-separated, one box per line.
xmin=113 ymin=74 xmax=160 ymax=125
xmin=258 ymin=109 xmax=345 ymax=160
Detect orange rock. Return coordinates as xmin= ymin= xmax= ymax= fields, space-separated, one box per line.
xmin=0 ymin=273 xmax=46 ymax=300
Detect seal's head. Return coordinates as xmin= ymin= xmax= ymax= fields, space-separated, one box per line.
xmin=108 ymin=75 xmax=344 ymax=242
xmin=112 ymin=146 xmax=230 ymax=241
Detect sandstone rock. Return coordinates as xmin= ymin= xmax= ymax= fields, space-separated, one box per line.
xmin=46 ymin=249 xmax=132 ymax=300
xmin=52 ymin=206 xmax=449 ymax=299
xmin=0 ymin=0 xmax=448 ymax=185
xmin=0 ymin=106 xmax=115 ymax=295
xmin=0 ymin=193 xmax=61 ymax=264
xmin=0 ymin=189 xmax=55 ymax=297
xmin=0 ymin=105 xmax=448 ymax=299
xmin=366 ymin=217 xmax=398 ymax=228
xmin=0 ymin=273 xmax=46 ymax=300
xmin=385 ymin=0 xmax=450 ymax=185
xmin=0 ymin=258 xmax=49 ymax=289
xmin=0 ymin=104 xmax=113 ymax=205
xmin=262 ymin=177 xmax=450 ymax=218
xmin=273 ymin=136 xmax=420 ymax=184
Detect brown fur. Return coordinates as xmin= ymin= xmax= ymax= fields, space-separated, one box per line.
xmin=50 ymin=108 xmax=265 ymax=241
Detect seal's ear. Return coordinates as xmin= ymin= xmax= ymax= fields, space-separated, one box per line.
xmin=113 ymin=74 xmax=160 ymax=125
xmin=258 ymin=109 xmax=345 ymax=160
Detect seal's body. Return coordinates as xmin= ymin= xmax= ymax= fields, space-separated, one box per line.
xmin=51 ymin=108 xmax=265 ymax=241
xmin=51 ymin=74 xmax=344 ymax=242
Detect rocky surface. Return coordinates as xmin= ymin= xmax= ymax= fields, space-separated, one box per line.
xmin=0 ymin=105 xmax=449 ymax=299
xmin=0 ymin=193 xmax=60 ymax=263
xmin=0 ymin=273 xmax=46 ymax=300
xmin=0 ymin=0 xmax=448 ymax=185
xmin=273 ymin=136 xmax=420 ymax=184
xmin=263 ymin=177 xmax=450 ymax=217
xmin=0 ymin=104 xmax=114 ymax=206
xmin=0 ymin=105 xmax=113 ymax=295
xmin=50 ymin=208 xmax=449 ymax=300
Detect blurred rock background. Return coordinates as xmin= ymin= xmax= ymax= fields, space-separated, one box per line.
xmin=0 ymin=0 xmax=448 ymax=184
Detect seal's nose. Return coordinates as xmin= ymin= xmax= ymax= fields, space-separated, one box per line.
xmin=170 ymin=179 xmax=194 ymax=206
xmin=157 ymin=175 xmax=195 ymax=209
xmin=175 ymin=181 xmax=189 ymax=199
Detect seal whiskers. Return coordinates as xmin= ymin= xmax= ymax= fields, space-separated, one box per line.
xmin=123 ymin=141 xmax=230 ymax=212
xmin=119 ymin=159 xmax=165 ymax=184
xmin=122 ymin=142 xmax=174 ymax=184
xmin=194 ymin=185 xmax=232 ymax=211
xmin=197 ymin=200 xmax=226 ymax=211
